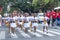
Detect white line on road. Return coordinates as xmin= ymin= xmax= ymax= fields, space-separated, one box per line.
xmin=28 ymin=30 xmax=42 ymax=37
xmin=0 ymin=31 xmax=5 ymax=40
xmin=50 ymin=29 xmax=60 ymax=32
xmin=19 ymin=31 xmax=31 ymax=38
xmin=48 ymin=30 xmax=60 ymax=35
xmin=36 ymin=29 xmax=55 ymax=36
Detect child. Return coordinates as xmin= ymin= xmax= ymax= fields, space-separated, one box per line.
xmin=42 ymin=18 xmax=48 ymax=33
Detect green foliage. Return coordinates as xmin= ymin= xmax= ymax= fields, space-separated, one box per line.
xmin=0 ymin=0 xmax=59 ymax=13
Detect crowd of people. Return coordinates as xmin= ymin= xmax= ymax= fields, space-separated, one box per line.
xmin=0 ymin=9 xmax=60 ymax=37
xmin=46 ymin=9 xmax=60 ymax=26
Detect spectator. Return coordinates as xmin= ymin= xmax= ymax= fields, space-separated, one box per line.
xmin=56 ymin=10 xmax=60 ymax=26
xmin=51 ymin=10 xmax=57 ymax=26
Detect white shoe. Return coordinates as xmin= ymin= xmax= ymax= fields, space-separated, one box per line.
xmin=10 ymin=33 xmax=15 ymax=37
xmin=14 ymin=33 xmax=17 ymax=38
xmin=16 ymin=27 xmax=21 ymax=31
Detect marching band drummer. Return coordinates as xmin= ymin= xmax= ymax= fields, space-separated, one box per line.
xmin=31 ymin=13 xmax=39 ymax=32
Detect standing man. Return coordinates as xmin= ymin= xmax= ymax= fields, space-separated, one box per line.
xmin=51 ymin=10 xmax=57 ymax=26
xmin=57 ymin=10 xmax=60 ymax=26
xmin=46 ymin=10 xmax=51 ymax=25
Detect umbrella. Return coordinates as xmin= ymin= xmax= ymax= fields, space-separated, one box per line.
xmin=54 ymin=7 xmax=60 ymax=10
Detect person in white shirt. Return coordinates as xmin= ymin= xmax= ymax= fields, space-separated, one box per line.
xmin=10 ymin=10 xmax=18 ymax=37
xmin=32 ymin=13 xmax=38 ymax=32
xmin=23 ymin=13 xmax=30 ymax=33
xmin=42 ymin=18 xmax=48 ymax=33
xmin=44 ymin=16 xmax=50 ymax=25
xmin=17 ymin=13 xmax=24 ymax=30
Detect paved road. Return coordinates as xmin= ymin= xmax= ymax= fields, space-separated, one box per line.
xmin=0 ymin=25 xmax=60 ymax=40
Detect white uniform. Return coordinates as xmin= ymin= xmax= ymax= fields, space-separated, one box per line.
xmin=18 ymin=16 xmax=22 ymax=25
xmin=42 ymin=22 xmax=48 ymax=27
xmin=42 ymin=16 xmax=49 ymax=27
xmin=24 ymin=17 xmax=30 ymax=28
xmin=44 ymin=16 xmax=49 ymax=21
xmin=32 ymin=17 xmax=39 ymax=27
xmin=10 ymin=16 xmax=18 ymax=28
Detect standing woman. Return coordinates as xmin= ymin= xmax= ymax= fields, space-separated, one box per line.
xmin=42 ymin=18 xmax=48 ymax=33
xmin=32 ymin=13 xmax=39 ymax=32
xmin=23 ymin=13 xmax=30 ymax=33
xmin=10 ymin=10 xmax=18 ymax=36
xmin=17 ymin=13 xmax=23 ymax=30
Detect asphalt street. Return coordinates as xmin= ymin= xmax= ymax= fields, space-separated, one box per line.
xmin=0 ymin=25 xmax=60 ymax=40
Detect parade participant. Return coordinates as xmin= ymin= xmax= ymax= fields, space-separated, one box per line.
xmin=44 ymin=16 xmax=49 ymax=26
xmin=38 ymin=9 xmax=44 ymax=23
xmin=4 ymin=14 xmax=11 ymax=33
xmin=42 ymin=18 xmax=48 ymax=33
xmin=29 ymin=13 xmax=33 ymax=32
xmin=30 ymin=13 xmax=38 ymax=32
xmin=10 ymin=10 xmax=18 ymax=37
xmin=5 ymin=14 xmax=10 ymax=27
xmin=17 ymin=13 xmax=23 ymax=30
xmin=23 ymin=13 xmax=30 ymax=33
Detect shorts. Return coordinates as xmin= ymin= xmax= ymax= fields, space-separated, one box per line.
xmin=10 ymin=23 xmax=16 ymax=28
xmin=24 ymin=23 xmax=30 ymax=28
xmin=18 ymin=22 xmax=22 ymax=25
xmin=42 ymin=23 xmax=48 ymax=27
xmin=32 ymin=23 xmax=38 ymax=27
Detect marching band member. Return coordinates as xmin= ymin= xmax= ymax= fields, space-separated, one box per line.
xmin=29 ymin=14 xmax=34 ymax=32
xmin=23 ymin=13 xmax=30 ymax=33
xmin=17 ymin=13 xmax=24 ymax=30
xmin=31 ymin=13 xmax=39 ymax=32
xmin=10 ymin=10 xmax=18 ymax=37
xmin=42 ymin=18 xmax=48 ymax=33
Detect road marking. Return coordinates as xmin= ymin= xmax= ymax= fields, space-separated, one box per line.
xmin=36 ymin=29 xmax=55 ymax=36
xmin=50 ymin=29 xmax=60 ymax=32
xmin=19 ymin=31 xmax=31 ymax=38
xmin=10 ymin=33 xmax=18 ymax=38
xmin=48 ymin=30 xmax=60 ymax=35
xmin=0 ymin=31 xmax=5 ymax=39
xmin=28 ymin=30 xmax=42 ymax=37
